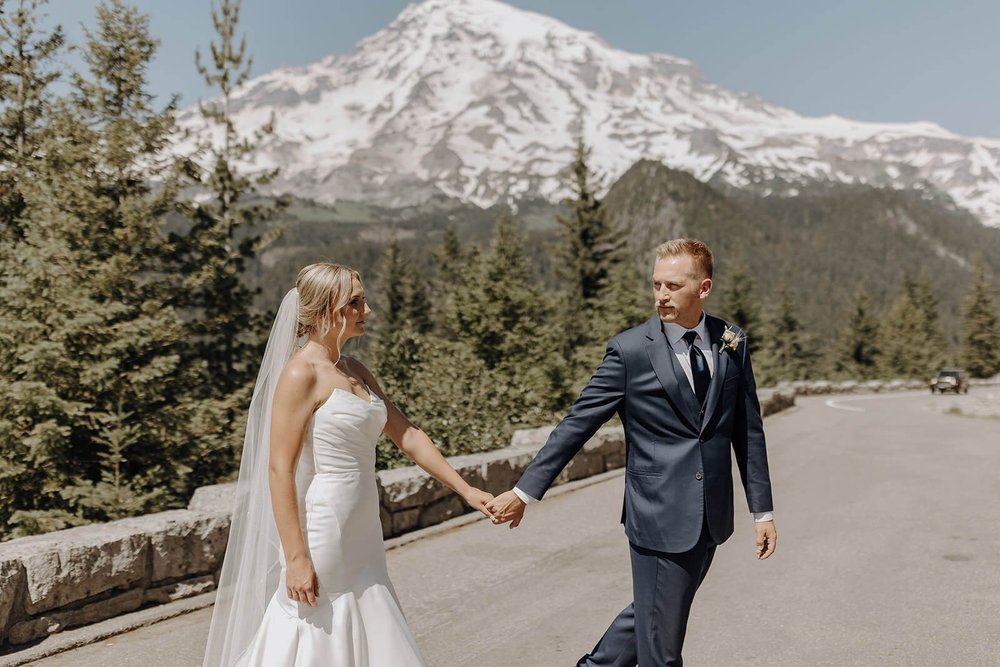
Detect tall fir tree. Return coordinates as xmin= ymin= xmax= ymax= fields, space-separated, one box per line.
xmin=159 ymin=0 xmax=289 ymax=488
xmin=879 ymin=274 xmax=950 ymax=378
xmin=430 ymin=224 xmax=467 ymax=337
xmin=371 ymin=232 xmax=512 ymax=469
xmin=0 ymin=0 xmax=217 ymax=537
xmin=555 ymin=138 xmax=627 ymax=373
xmin=718 ymin=266 xmax=761 ymax=353
xmin=908 ymin=273 xmax=951 ymax=357
xmin=453 ymin=209 xmax=572 ymax=414
xmin=959 ymin=259 xmax=1000 ymax=378
xmin=754 ymin=291 xmax=817 ymax=386
xmin=593 ymin=262 xmax=649 ymax=342
xmin=378 ymin=237 xmax=432 ymax=334
xmin=371 ymin=238 xmax=432 ymax=413
xmin=878 ymin=281 xmax=930 ymax=379
xmin=0 ymin=0 xmax=63 ymax=239
xmin=170 ymin=0 xmax=286 ymax=407
xmin=831 ymin=290 xmax=881 ymax=380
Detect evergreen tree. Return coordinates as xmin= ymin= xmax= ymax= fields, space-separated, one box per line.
xmin=555 ymin=138 xmax=627 ymax=371
xmin=960 ymin=259 xmax=1000 ymax=378
xmin=434 ymin=225 xmax=465 ymax=289
xmin=878 ymin=282 xmax=930 ymax=379
xmin=378 ymin=237 xmax=432 ymax=334
xmin=0 ymin=0 xmax=63 ymax=239
xmin=169 ymin=0 xmax=286 ymax=403
xmin=754 ymin=291 xmax=816 ymax=385
xmin=371 ymin=230 xmax=515 ymax=469
xmin=593 ymin=262 xmax=649 ymax=341
xmin=0 ymin=0 xmax=219 ymax=537
xmin=719 ymin=266 xmax=761 ymax=353
xmin=371 ymin=238 xmax=431 ymax=410
xmin=879 ymin=274 xmax=949 ymax=378
xmin=453 ymin=209 xmax=571 ymax=414
xmin=908 ymin=273 xmax=951 ymax=359
xmin=832 ymin=290 xmax=881 ymax=380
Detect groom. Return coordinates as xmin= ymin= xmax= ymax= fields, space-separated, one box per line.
xmin=487 ymin=239 xmax=776 ymax=666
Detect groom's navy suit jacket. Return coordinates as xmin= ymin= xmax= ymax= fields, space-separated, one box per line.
xmin=517 ymin=314 xmax=773 ymax=553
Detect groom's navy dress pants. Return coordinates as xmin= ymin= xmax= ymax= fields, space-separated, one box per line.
xmin=577 ymin=522 xmax=717 ymax=667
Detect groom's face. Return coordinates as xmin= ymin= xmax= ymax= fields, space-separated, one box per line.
xmin=652 ymin=254 xmax=712 ymax=328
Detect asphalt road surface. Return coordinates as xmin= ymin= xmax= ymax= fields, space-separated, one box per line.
xmin=28 ymin=389 xmax=1000 ymax=666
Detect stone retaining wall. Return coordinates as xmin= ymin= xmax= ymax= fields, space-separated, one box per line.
xmin=2 ymin=377 xmax=994 ymax=650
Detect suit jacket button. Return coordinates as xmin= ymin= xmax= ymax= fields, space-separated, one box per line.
xmin=695 ymin=471 xmax=703 ymax=481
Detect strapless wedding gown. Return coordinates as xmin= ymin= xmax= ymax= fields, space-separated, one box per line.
xmin=236 ymin=387 xmax=425 ymax=666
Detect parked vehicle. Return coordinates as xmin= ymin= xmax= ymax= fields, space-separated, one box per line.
xmin=929 ymin=369 xmax=969 ymax=394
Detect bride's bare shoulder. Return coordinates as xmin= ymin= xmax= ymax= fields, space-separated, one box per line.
xmin=276 ymin=354 xmax=319 ymax=397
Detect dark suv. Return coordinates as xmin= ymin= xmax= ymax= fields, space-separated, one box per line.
xmin=929 ymin=369 xmax=969 ymax=394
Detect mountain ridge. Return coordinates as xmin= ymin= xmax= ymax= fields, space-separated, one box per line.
xmin=177 ymin=0 xmax=1000 ymax=227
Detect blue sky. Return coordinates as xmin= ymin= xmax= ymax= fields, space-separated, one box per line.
xmin=43 ymin=0 xmax=1000 ymax=138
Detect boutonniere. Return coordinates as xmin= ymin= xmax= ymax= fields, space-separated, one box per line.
xmin=720 ymin=326 xmax=744 ymax=352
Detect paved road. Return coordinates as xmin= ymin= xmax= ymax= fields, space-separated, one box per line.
xmin=29 ymin=389 xmax=1000 ymax=666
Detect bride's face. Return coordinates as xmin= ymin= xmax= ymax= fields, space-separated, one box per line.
xmin=337 ymin=278 xmax=371 ymax=340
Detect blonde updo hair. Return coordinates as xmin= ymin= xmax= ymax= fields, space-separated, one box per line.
xmin=295 ymin=263 xmax=362 ymax=341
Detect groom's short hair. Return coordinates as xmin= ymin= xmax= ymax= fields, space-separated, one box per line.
xmin=655 ymin=239 xmax=714 ymax=279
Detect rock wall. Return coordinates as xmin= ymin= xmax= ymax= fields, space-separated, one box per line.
xmin=5 ymin=378 xmax=993 ymax=650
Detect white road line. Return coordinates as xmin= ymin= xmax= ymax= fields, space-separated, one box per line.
xmin=824 ymin=392 xmax=926 ymax=412
xmin=825 ymin=398 xmax=865 ymax=412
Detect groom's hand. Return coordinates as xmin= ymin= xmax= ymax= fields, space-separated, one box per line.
xmin=755 ymin=520 xmax=777 ymax=560
xmin=486 ymin=490 xmax=526 ymax=528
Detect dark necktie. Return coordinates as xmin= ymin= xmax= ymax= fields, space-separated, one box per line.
xmin=683 ymin=330 xmax=710 ymax=405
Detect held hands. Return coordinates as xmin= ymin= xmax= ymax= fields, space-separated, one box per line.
xmin=286 ymin=554 xmax=320 ymax=607
xmin=755 ymin=520 xmax=777 ymax=560
xmin=485 ymin=489 xmax=526 ymax=528
xmin=462 ymin=486 xmax=498 ymax=522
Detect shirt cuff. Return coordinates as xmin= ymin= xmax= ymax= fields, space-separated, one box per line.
xmin=512 ymin=486 xmax=538 ymax=504
xmin=753 ymin=511 xmax=774 ymax=523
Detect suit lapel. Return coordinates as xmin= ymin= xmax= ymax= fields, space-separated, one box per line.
xmin=701 ymin=316 xmax=730 ymax=430
xmin=644 ymin=317 xmax=700 ymax=431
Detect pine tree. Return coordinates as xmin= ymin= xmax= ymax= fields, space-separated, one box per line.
xmin=452 ymin=209 xmax=571 ymax=414
xmin=878 ymin=282 xmax=929 ymax=379
xmin=593 ymin=262 xmax=649 ymax=341
xmin=960 ymin=259 xmax=1000 ymax=378
xmin=170 ymin=0 xmax=286 ymax=401
xmin=0 ymin=0 xmax=219 ymax=537
xmin=371 ymin=230 xmax=517 ymax=469
xmin=908 ymin=273 xmax=951 ymax=365
xmin=754 ymin=291 xmax=816 ymax=386
xmin=832 ymin=290 xmax=881 ymax=380
xmin=719 ymin=266 xmax=761 ymax=353
xmin=434 ymin=225 xmax=465 ymax=289
xmin=0 ymin=0 xmax=63 ymax=239
xmin=378 ymin=238 xmax=432 ymax=334
xmin=371 ymin=238 xmax=432 ymax=409
xmin=555 ymin=138 xmax=627 ymax=371
xmin=879 ymin=274 xmax=949 ymax=378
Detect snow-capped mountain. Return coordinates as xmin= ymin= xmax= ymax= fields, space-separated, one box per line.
xmin=176 ymin=0 xmax=1000 ymax=227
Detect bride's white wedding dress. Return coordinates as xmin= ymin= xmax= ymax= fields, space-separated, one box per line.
xmin=236 ymin=386 xmax=425 ymax=666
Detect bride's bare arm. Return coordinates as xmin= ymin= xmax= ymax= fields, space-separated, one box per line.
xmin=269 ymin=361 xmax=320 ymax=606
xmin=348 ymin=359 xmax=496 ymax=520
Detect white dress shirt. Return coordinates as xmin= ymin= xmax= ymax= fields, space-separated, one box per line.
xmin=514 ymin=314 xmax=773 ymax=523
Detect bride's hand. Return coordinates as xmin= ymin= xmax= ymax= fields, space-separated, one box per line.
xmin=286 ymin=554 xmax=320 ymax=607
xmin=462 ymin=486 xmax=497 ymax=521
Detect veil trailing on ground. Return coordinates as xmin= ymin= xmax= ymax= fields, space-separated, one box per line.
xmin=203 ymin=288 xmax=313 ymax=666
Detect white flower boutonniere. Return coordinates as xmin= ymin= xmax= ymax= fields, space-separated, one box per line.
xmin=720 ymin=326 xmax=744 ymax=352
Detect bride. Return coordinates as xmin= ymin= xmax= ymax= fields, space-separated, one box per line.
xmin=203 ymin=263 xmax=496 ymax=666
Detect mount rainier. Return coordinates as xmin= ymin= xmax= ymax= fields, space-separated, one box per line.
xmin=177 ymin=0 xmax=1000 ymax=228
